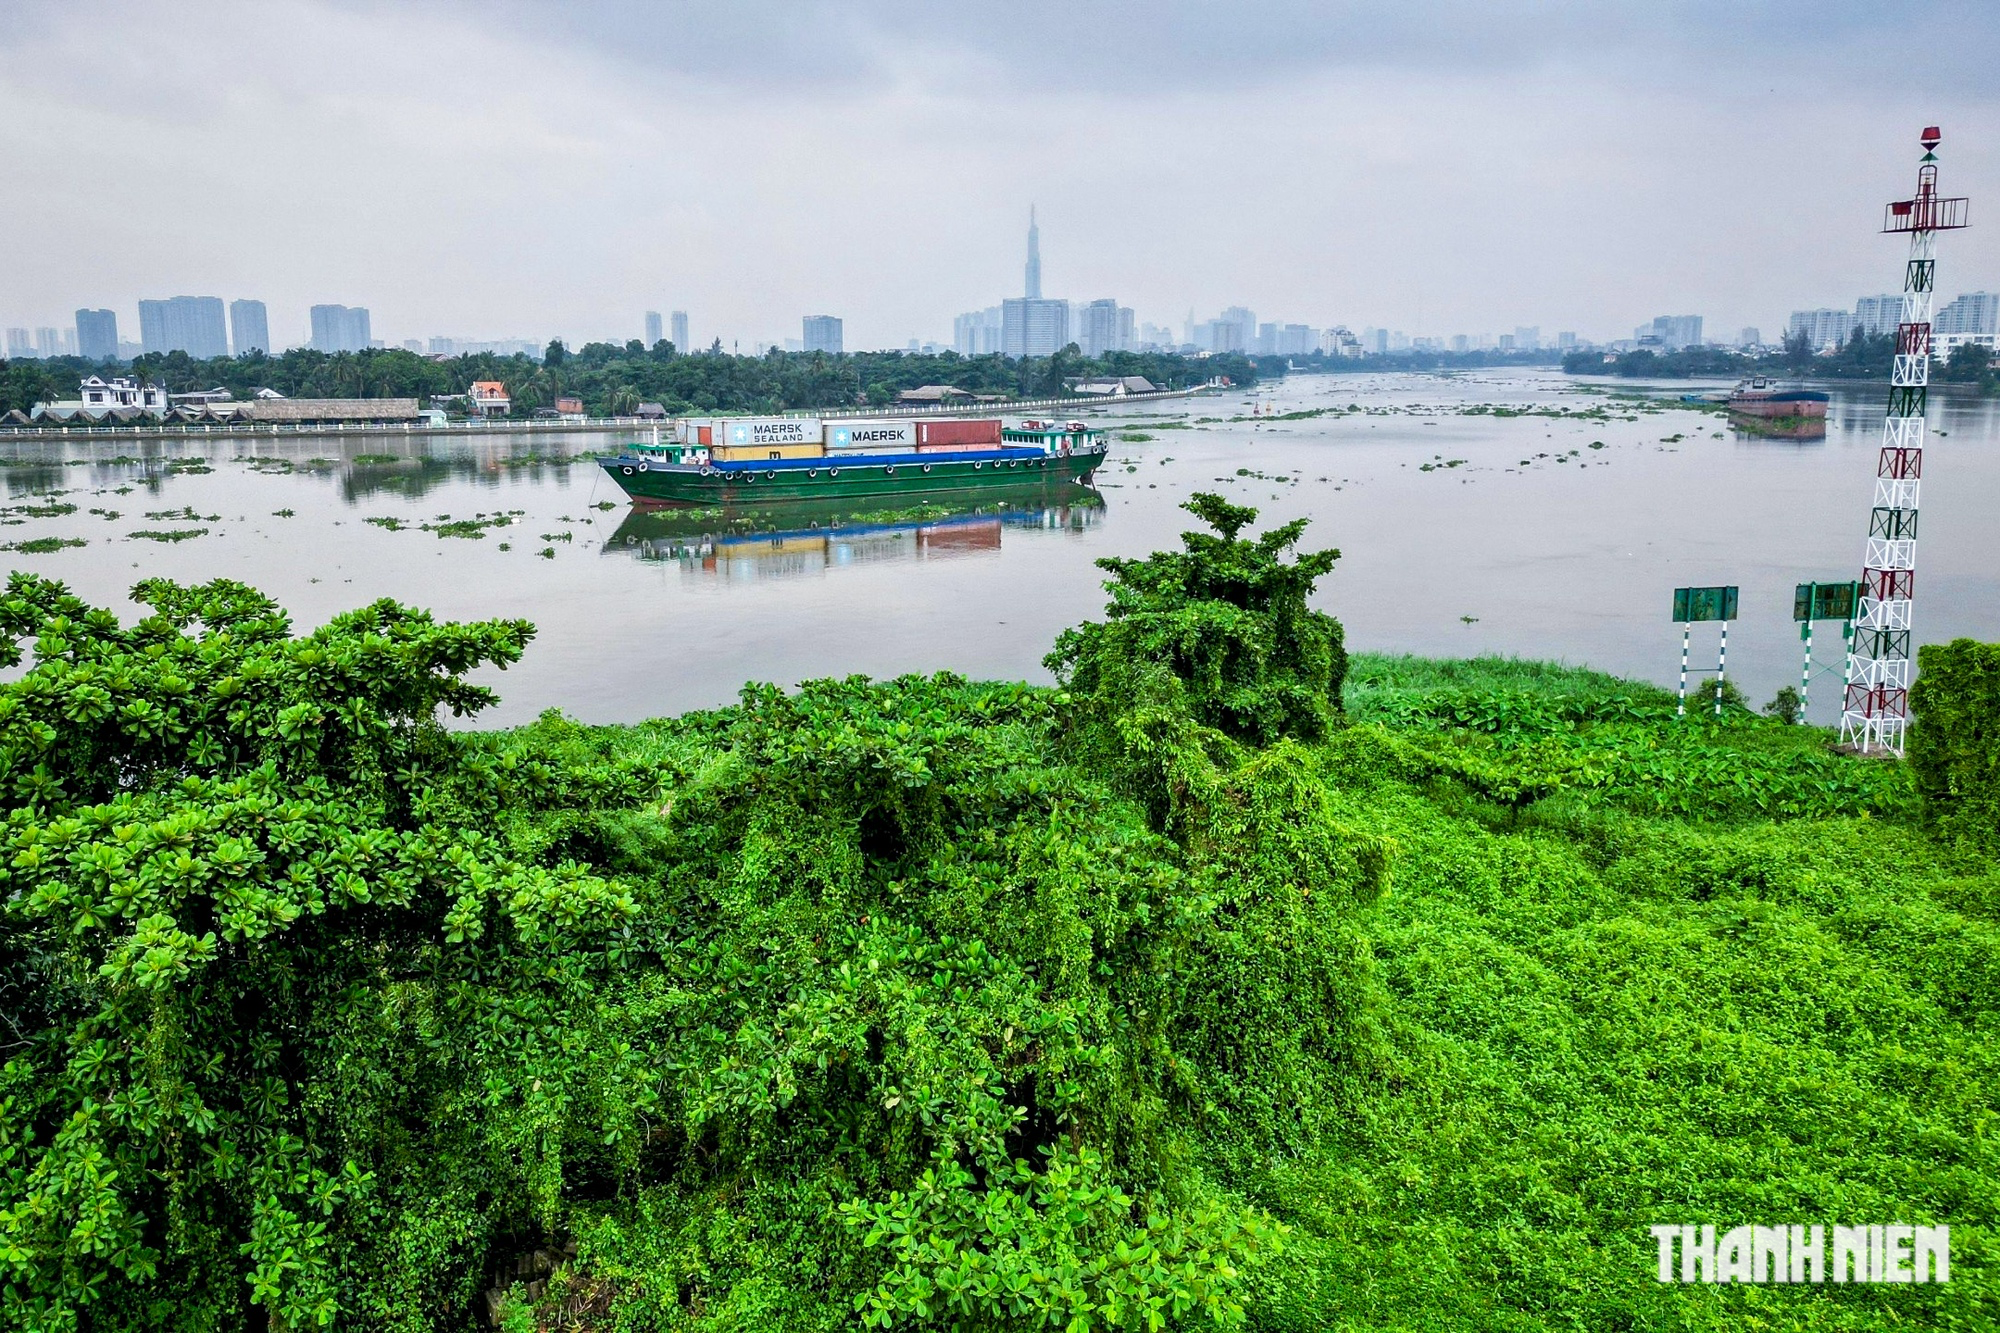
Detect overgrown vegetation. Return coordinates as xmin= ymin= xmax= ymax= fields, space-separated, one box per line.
xmin=1911 ymin=637 xmax=2000 ymax=848
xmin=0 ymin=500 xmax=1993 ymax=1332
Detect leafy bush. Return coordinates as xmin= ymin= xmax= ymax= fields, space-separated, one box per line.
xmin=1045 ymin=495 xmax=1346 ymax=837
xmin=1911 ymin=637 xmax=2000 ymax=845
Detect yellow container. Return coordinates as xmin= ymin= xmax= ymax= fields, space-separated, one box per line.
xmin=711 ymin=441 xmax=826 ymax=462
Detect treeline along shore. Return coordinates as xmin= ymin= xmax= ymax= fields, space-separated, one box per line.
xmin=1567 ymin=329 xmax=2000 ymax=389
xmin=0 ymin=343 xmax=1261 ymax=421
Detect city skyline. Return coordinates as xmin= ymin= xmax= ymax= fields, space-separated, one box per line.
xmin=9 ymin=206 xmax=1999 ymax=360
xmin=1 ymin=1 xmax=1994 ymax=355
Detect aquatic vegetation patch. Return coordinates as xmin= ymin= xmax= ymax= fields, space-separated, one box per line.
xmin=1 ymin=535 xmax=86 ymax=553
xmin=127 ymin=527 xmax=210 ymax=542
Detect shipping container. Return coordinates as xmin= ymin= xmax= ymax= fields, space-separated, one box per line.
xmin=826 ymin=420 xmax=918 ymax=450
xmin=702 ymin=417 xmax=823 ymax=449
xmin=915 ymin=440 xmax=1003 ymax=453
xmin=712 ymin=440 xmax=825 ymax=462
xmin=916 ymin=418 xmax=1003 ymax=447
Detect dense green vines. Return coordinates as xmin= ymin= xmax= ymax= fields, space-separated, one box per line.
xmin=2 ymin=498 xmax=1995 ymax=1332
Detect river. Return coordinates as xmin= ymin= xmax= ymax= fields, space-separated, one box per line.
xmin=2 ymin=368 xmax=1993 ymax=726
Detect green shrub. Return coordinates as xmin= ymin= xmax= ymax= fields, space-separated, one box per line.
xmin=1047 ymin=493 xmax=1345 ymax=752
xmin=1911 ymin=637 xmax=2000 ymax=844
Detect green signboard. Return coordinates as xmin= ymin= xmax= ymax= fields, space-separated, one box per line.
xmin=1793 ymin=580 xmax=1862 ymax=622
xmin=1673 ymin=586 xmax=1739 ymax=623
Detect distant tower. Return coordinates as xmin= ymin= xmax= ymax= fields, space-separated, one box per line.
xmin=1840 ymin=127 xmax=1969 ymax=755
xmin=1025 ymin=206 xmax=1042 ymax=300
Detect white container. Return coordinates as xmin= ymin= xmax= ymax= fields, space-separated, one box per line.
xmin=711 ymin=417 xmax=822 ymax=448
xmin=825 ymin=420 xmax=917 ymax=450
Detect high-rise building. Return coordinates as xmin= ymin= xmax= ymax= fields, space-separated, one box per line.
xmin=1218 ymin=307 xmax=1257 ymax=354
xmin=645 ymin=311 xmax=663 ymax=346
xmin=35 ymin=328 xmax=66 ymax=358
xmin=229 ymin=299 xmax=269 ymax=356
xmin=1025 ymin=206 xmax=1042 ymax=300
xmin=1278 ymin=324 xmax=1315 ymax=356
xmin=1786 ymin=308 xmax=1857 ymax=351
xmin=75 ymin=309 xmax=118 ymax=361
xmin=1002 ymin=298 xmax=1070 ymax=357
xmin=1641 ymin=315 xmax=1702 ymax=350
xmin=803 ymin=314 xmax=843 ymax=354
xmin=670 ymin=311 xmax=688 ymax=352
xmin=4 ymin=328 xmax=32 ymax=358
xmin=1514 ymin=326 xmax=1542 ymax=351
xmin=1854 ymin=294 xmax=1905 ymax=338
xmin=309 ymin=304 xmax=372 ymax=353
xmin=1738 ymin=327 xmax=1762 ymax=348
xmin=955 ymin=306 xmax=1003 ymax=355
xmin=1556 ymin=331 xmax=1579 ymax=350
xmin=138 ymin=296 xmax=228 ymax=358
xmin=1195 ymin=318 xmax=1244 ymax=353
xmin=1934 ymin=291 xmax=1998 ymax=354
xmin=1079 ymin=299 xmax=1127 ymax=357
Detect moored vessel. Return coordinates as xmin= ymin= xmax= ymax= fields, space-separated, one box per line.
xmin=1725 ymin=377 xmax=1829 ymax=419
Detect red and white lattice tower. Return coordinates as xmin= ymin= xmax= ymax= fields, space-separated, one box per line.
xmin=1840 ymin=127 xmax=1969 ymax=755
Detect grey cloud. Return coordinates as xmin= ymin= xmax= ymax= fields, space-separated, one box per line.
xmin=373 ymin=0 xmax=2000 ymax=94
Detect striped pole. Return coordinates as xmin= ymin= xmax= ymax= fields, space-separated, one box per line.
xmin=1841 ymin=619 xmax=1855 ymax=701
xmin=1799 ymin=620 xmax=1814 ymax=721
xmin=1715 ymin=621 xmax=1729 ymax=717
xmin=1678 ymin=624 xmax=1691 ymax=717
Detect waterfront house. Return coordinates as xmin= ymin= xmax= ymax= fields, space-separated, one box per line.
xmin=467 ymin=381 xmax=511 ymax=418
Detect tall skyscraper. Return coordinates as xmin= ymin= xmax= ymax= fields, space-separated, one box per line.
xmin=75 ymin=309 xmax=118 ymax=361
xmin=670 ymin=311 xmax=689 ymax=352
xmin=803 ymin=314 xmax=843 ymax=354
xmin=309 ymin=304 xmax=372 ymax=353
xmin=4 ymin=329 xmax=32 ymax=358
xmin=138 ymin=296 xmax=229 ymax=358
xmin=230 ymin=299 xmax=270 ymax=356
xmin=645 ymin=311 xmax=663 ymax=346
xmin=1025 ymin=207 xmax=1042 ymax=300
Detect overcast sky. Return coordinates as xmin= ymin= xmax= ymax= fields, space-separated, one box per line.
xmin=2 ymin=0 xmax=1996 ymax=352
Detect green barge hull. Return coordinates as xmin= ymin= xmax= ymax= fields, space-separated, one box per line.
xmin=598 ymin=444 xmax=1105 ymax=505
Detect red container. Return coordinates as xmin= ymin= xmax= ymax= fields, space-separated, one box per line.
xmin=916 ymin=418 xmax=1002 ymax=447
xmin=915 ymin=441 xmax=995 ymax=453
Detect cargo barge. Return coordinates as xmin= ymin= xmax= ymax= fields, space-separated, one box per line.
xmin=597 ymin=416 xmax=1107 ymax=505
xmin=1725 ymin=378 xmax=1829 ymax=419
xmin=1725 ymin=378 xmax=1829 ymax=439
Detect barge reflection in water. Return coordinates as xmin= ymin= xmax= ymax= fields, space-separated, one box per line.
xmin=601 ymin=489 xmax=1105 ymax=582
